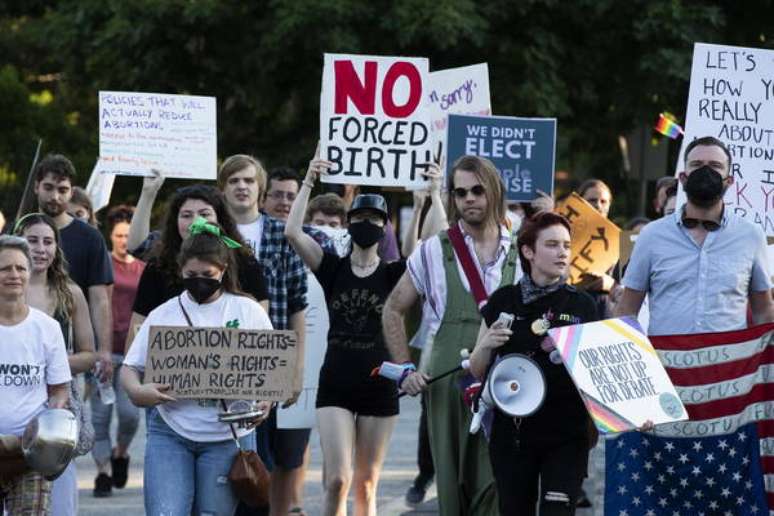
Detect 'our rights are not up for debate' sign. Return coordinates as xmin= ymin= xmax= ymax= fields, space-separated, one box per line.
xmin=320 ymin=53 xmax=433 ymax=189
xmin=446 ymin=114 xmax=556 ymax=202
xmin=682 ymin=43 xmax=774 ymax=235
xmin=145 ymin=326 xmax=299 ymax=402
xmin=98 ymin=91 xmax=217 ymax=180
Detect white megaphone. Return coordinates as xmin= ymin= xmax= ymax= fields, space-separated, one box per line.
xmin=470 ymin=353 xmax=547 ymax=434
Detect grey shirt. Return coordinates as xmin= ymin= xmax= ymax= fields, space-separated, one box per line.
xmin=622 ymin=207 xmax=771 ymax=336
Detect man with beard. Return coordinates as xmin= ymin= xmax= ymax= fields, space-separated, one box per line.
xmin=31 ymin=154 xmax=114 ymax=379
xmin=383 ymin=155 xmax=520 ymax=515
xmin=615 ymin=136 xmax=774 ymax=333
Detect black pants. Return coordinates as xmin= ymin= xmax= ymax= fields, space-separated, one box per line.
xmin=488 ymin=417 xmax=588 ymax=516
xmin=416 ymin=391 xmax=435 ymax=480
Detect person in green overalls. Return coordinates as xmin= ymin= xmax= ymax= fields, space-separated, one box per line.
xmin=383 ymin=155 xmax=519 ymax=516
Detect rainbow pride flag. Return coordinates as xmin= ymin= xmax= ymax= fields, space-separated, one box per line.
xmin=654 ymin=113 xmax=683 ymax=139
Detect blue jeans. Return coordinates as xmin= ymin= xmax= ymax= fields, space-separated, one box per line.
xmin=144 ymin=408 xmax=254 ymax=516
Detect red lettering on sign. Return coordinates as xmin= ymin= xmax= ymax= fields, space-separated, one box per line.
xmin=382 ymin=62 xmax=422 ymax=118
xmin=334 ymin=60 xmax=377 ymax=115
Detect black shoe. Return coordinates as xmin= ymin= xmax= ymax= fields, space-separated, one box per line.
xmin=93 ymin=473 xmax=112 ymax=498
xmin=576 ymin=488 xmax=592 ymax=508
xmin=405 ymin=475 xmax=433 ymax=505
xmin=111 ymin=455 xmax=130 ymax=488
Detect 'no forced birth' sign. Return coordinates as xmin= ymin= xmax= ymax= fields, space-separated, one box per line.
xmin=446 ymin=114 xmax=556 ymax=202
xmin=320 ymin=53 xmax=433 ymax=189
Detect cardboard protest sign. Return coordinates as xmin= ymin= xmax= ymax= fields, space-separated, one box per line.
xmin=98 ymin=91 xmax=217 ymax=180
xmin=319 ymin=53 xmax=433 ymax=189
xmin=549 ymin=317 xmax=687 ymax=433
xmin=145 ymin=326 xmax=298 ymax=401
xmin=556 ymin=193 xmax=621 ymax=283
xmin=446 ymin=114 xmax=555 ymax=201
xmin=428 ymin=63 xmax=491 ymax=164
xmin=278 ymin=272 xmax=330 ymax=429
xmin=680 ymin=43 xmax=774 ymax=235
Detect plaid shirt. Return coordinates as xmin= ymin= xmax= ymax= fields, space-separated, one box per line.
xmin=257 ymin=215 xmax=332 ymax=329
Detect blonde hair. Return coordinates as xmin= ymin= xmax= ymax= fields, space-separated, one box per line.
xmin=446 ymin=155 xmax=505 ymax=227
xmin=217 ymin=154 xmax=267 ymax=194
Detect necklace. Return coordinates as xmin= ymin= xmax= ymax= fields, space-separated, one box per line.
xmin=351 ymin=258 xmax=379 ymax=269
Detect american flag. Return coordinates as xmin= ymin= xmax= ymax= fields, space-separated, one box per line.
xmin=605 ymin=323 xmax=774 ymax=515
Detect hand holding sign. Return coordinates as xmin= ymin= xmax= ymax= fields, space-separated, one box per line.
xmin=131 ymin=382 xmax=177 ymax=407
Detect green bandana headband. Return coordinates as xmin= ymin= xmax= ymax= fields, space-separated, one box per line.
xmin=188 ymin=217 xmax=242 ymax=249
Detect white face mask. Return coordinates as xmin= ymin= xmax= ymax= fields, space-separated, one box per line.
xmin=506 ymin=210 xmax=523 ymax=233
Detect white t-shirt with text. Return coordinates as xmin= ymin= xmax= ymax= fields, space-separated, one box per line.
xmin=124 ymin=292 xmax=273 ymax=442
xmin=0 ymin=307 xmax=72 ymax=436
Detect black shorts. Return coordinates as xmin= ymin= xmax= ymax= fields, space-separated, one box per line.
xmin=265 ymin=409 xmax=311 ymax=470
xmin=315 ymin=357 xmax=399 ymax=417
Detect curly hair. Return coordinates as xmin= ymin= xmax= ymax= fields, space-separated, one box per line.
xmin=14 ymin=213 xmax=75 ymax=318
xmin=151 ymin=185 xmax=251 ymax=287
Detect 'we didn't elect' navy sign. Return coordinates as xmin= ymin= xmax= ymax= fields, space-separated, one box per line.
xmin=446 ymin=114 xmax=556 ymax=202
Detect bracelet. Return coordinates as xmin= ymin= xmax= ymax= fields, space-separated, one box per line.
xmin=397 ymin=363 xmax=417 ymax=388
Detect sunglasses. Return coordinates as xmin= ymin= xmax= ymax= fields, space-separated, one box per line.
xmin=452 ymin=185 xmax=486 ymax=198
xmin=681 ymin=215 xmax=721 ymax=232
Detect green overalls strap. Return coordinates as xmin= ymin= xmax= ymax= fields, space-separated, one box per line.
xmin=426 ymin=229 xmax=518 ymax=516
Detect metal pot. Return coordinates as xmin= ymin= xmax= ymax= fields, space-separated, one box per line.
xmin=21 ymin=408 xmax=78 ymax=480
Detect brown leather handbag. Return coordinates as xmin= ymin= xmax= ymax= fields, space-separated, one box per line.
xmin=221 ymin=403 xmax=270 ymax=507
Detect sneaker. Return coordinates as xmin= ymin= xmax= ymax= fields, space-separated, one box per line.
xmin=405 ymin=475 xmax=433 ymax=506
xmin=111 ymin=455 xmax=130 ymax=488
xmin=93 ymin=473 xmax=112 ymax=498
xmin=576 ymin=488 xmax=592 ymax=508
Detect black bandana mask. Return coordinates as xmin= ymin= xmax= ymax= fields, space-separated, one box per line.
xmin=348 ymin=221 xmax=385 ymax=249
xmin=183 ymin=277 xmax=222 ymax=304
xmin=684 ymin=165 xmax=725 ymax=208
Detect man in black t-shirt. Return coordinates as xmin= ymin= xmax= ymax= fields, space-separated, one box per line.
xmin=31 ymin=154 xmax=114 ymax=380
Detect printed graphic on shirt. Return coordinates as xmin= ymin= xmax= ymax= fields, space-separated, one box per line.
xmin=0 ymin=362 xmax=43 ymax=387
xmin=331 ymin=288 xmax=383 ymax=335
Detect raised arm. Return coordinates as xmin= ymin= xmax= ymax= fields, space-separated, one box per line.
xmin=401 ymin=190 xmax=427 ymax=258
xmin=128 ymin=169 xmax=164 ymax=252
xmin=421 ymin=163 xmax=448 ymax=240
xmin=284 ymin=150 xmax=331 ymax=272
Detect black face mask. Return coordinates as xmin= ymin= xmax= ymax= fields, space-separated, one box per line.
xmin=684 ymin=165 xmax=725 ymax=208
xmin=348 ymin=221 xmax=385 ymax=249
xmin=183 ymin=277 xmax=222 ymax=304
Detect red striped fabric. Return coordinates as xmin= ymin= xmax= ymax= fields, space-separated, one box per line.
xmin=651 ymin=322 xmax=774 ymax=511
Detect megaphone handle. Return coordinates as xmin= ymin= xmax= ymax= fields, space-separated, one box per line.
xmin=397 ymin=364 xmax=463 ymax=398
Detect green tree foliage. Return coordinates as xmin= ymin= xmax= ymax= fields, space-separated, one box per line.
xmin=1 ymin=0 xmax=773 ymax=219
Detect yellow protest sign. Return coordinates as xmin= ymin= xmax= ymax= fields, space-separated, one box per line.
xmin=556 ymin=193 xmax=621 ymax=284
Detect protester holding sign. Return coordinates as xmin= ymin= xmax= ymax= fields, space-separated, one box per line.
xmin=615 ymin=136 xmax=774 ymax=334
xmin=127 ymin=185 xmax=269 ymax=354
xmin=15 ymin=213 xmax=97 ymax=514
xmin=284 ymin=149 xmax=442 ymax=516
xmin=469 ymin=212 xmax=598 ymax=515
xmin=0 ymin=236 xmax=71 ymax=515
xmin=121 ymin=226 xmax=272 ymax=515
xmin=384 ymin=155 xmax=521 ymax=516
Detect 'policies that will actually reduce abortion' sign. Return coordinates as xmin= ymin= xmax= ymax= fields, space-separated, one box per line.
xmin=145 ymin=326 xmax=298 ymax=402
xmin=98 ymin=91 xmax=217 ymax=180
xmin=320 ymin=53 xmax=433 ymax=189
xmin=549 ymin=317 xmax=687 ymax=433
xmin=682 ymin=43 xmax=774 ymax=235
xmin=446 ymin=114 xmax=555 ymax=202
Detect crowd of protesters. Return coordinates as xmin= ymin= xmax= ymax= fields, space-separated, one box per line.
xmin=1 ymin=133 xmax=771 ymax=516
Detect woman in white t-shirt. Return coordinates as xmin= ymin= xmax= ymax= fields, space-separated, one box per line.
xmin=0 ymin=235 xmax=71 ymax=514
xmin=121 ymin=221 xmax=272 ymax=515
